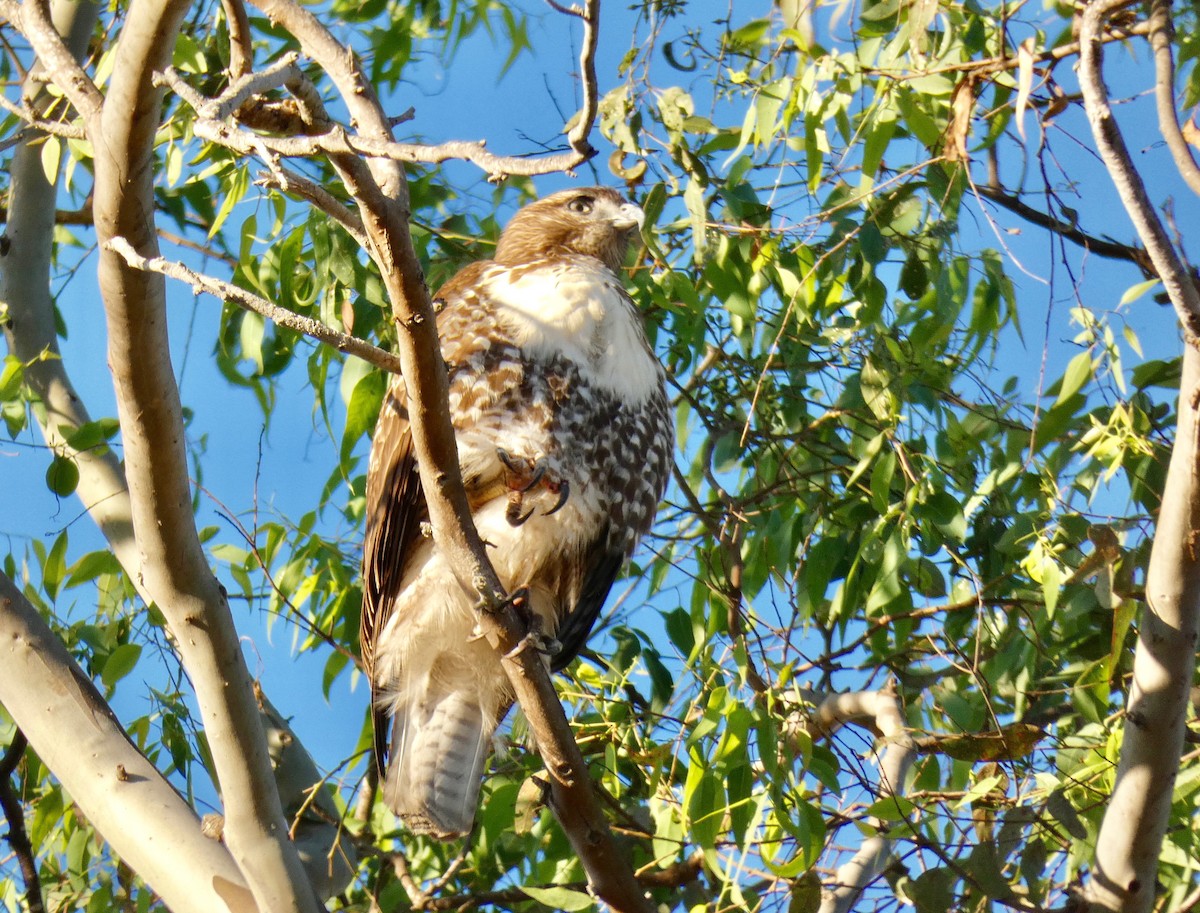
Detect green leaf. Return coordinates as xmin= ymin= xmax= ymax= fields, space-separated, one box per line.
xmin=1055 ymin=351 xmax=1093 ymax=407
xmin=101 ymin=644 xmax=142 ymax=689
xmin=0 ymin=356 xmax=23 ymax=400
xmin=518 ymin=886 xmax=595 ymax=911
xmin=43 ymin=531 xmax=69 ymax=601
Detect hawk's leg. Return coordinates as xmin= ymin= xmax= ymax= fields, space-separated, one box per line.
xmin=500 ymin=588 xmax=562 ymax=662
xmin=496 ymin=449 xmax=571 ymax=526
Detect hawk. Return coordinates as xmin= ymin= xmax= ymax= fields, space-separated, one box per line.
xmin=360 ymin=187 xmax=673 ymax=839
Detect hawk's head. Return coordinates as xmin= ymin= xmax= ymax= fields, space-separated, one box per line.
xmin=494 ymin=187 xmax=644 ymax=274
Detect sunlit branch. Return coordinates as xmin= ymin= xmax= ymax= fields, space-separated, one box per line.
xmin=790 ymin=688 xmax=917 ymax=913
xmin=105 ymin=236 xmax=404 ymax=374
xmin=1147 ymin=0 xmax=1200 ymax=198
xmin=1078 ymin=0 xmax=1200 ymax=337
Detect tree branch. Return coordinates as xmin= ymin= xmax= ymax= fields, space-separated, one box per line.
xmin=1077 ymin=0 xmax=1200 ymax=338
xmin=1078 ymin=1 xmax=1200 ymax=908
xmin=231 ymin=2 xmax=652 ymax=908
xmin=974 ymin=180 xmax=1154 ymax=275
xmin=0 ymin=730 xmax=44 ymax=913
xmin=88 ymin=0 xmax=322 ymax=908
xmin=0 ymin=573 xmax=259 ymax=913
xmin=1147 ymin=0 xmax=1200 ymax=198
xmin=789 ymin=688 xmax=916 ymax=913
xmin=104 ymin=237 xmax=404 ymax=374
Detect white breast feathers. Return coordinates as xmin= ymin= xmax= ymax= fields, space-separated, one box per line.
xmin=481 ymin=259 xmax=661 ymax=404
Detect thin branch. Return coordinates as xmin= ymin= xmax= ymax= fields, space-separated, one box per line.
xmin=974 ymin=180 xmax=1154 ymax=274
xmin=105 ymin=237 xmax=403 ymax=374
xmin=253 ymin=167 xmax=368 ymax=247
xmin=219 ymin=0 xmax=252 ymax=79
xmin=0 ymin=730 xmax=45 ymax=913
xmin=159 ymin=60 xmax=598 ymax=179
xmin=4 ymin=0 xmax=103 ymax=122
xmin=1147 ymin=0 xmax=1200 ymax=197
xmin=561 ymin=0 xmax=600 ymax=157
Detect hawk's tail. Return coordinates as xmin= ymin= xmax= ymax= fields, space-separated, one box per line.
xmin=383 ymin=690 xmax=492 ymax=840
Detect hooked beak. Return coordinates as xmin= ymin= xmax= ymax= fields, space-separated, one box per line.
xmin=612 ymin=202 xmax=645 ymax=231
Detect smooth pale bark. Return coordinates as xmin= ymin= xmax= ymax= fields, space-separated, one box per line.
xmin=87 ymin=0 xmax=322 ymax=909
xmin=0 ymin=574 xmax=257 ymax=913
xmin=1085 ymin=346 xmax=1200 ymax=912
xmin=790 ymin=690 xmax=915 ymax=913
xmin=1076 ymin=1 xmax=1200 ymax=908
xmin=0 ymin=0 xmax=138 ymax=576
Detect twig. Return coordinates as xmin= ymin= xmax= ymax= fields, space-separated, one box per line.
xmin=253 ymin=167 xmax=368 ymax=247
xmin=0 ymin=93 xmax=88 ymax=140
xmin=104 ymin=236 xmax=405 ymax=374
xmin=974 ymin=181 xmax=1154 ymax=274
xmin=561 ymin=0 xmax=601 ymax=158
xmin=1147 ymin=0 xmax=1200 ymax=198
xmin=0 ymin=731 xmax=45 ymax=913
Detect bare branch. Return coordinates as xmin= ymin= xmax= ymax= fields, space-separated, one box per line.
xmin=5 ymin=0 xmax=103 ymax=122
xmin=254 ymin=167 xmax=368 ymax=246
xmin=561 ymin=0 xmax=601 ymax=158
xmin=220 ymin=0 xmax=253 ymax=79
xmin=1147 ymin=0 xmax=1200 ymax=198
xmin=789 ymin=688 xmax=917 ymax=913
xmin=0 ymin=731 xmax=44 ymax=913
xmin=1077 ymin=0 xmax=1200 ymax=337
xmin=105 ymin=236 xmax=404 ymax=374
xmin=0 ymin=573 xmax=259 ymax=913
xmin=974 ymin=180 xmax=1155 ymax=274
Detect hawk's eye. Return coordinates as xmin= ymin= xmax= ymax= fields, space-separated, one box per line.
xmin=567 ymin=196 xmax=594 ymax=214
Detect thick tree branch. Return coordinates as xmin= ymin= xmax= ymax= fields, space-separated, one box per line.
xmin=1078 ymin=1 xmax=1200 ymax=908
xmin=0 ymin=574 xmax=259 ymax=913
xmin=105 ymin=237 xmax=404 ymax=374
xmin=1084 ymin=349 xmax=1200 ymax=913
xmin=88 ymin=0 xmax=322 ymax=908
xmin=790 ymin=688 xmax=916 ymax=913
xmin=231 ymin=2 xmax=651 ymax=909
xmin=1077 ymin=0 xmax=1200 ymax=337
xmin=1147 ymin=0 xmax=1200 ymax=198
xmin=0 ymin=0 xmax=139 ymax=588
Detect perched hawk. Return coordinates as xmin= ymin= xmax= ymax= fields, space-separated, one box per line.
xmin=360 ymin=187 xmax=673 ymax=839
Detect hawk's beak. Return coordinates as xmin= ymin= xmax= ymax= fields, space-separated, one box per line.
xmin=613 ymin=202 xmax=644 ymax=231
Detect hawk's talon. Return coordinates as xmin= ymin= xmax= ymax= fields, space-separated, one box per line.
xmin=506 ymin=497 xmax=535 ymax=527
xmin=497 ymin=448 xmax=549 ymax=493
xmin=543 ymin=480 xmax=570 ymax=516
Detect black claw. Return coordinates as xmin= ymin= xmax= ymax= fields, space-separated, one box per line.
xmin=543 ymin=480 xmax=570 ymax=516
xmin=497 ymin=447 xmax=519 ymax=472
xmin=507 ymin=499 xmax=535 ymax=527
xmin=520 ymin=460 xmax=547 ymax=493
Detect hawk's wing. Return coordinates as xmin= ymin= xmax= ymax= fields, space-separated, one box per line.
xmin=550 ymin=538 xmax=625 ymax=672
xmin=360 ymin=262 xmax=494 ymax=763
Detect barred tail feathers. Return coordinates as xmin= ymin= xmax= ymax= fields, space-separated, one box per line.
xmin=383 ymin=689 xmax=492 ymax=839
